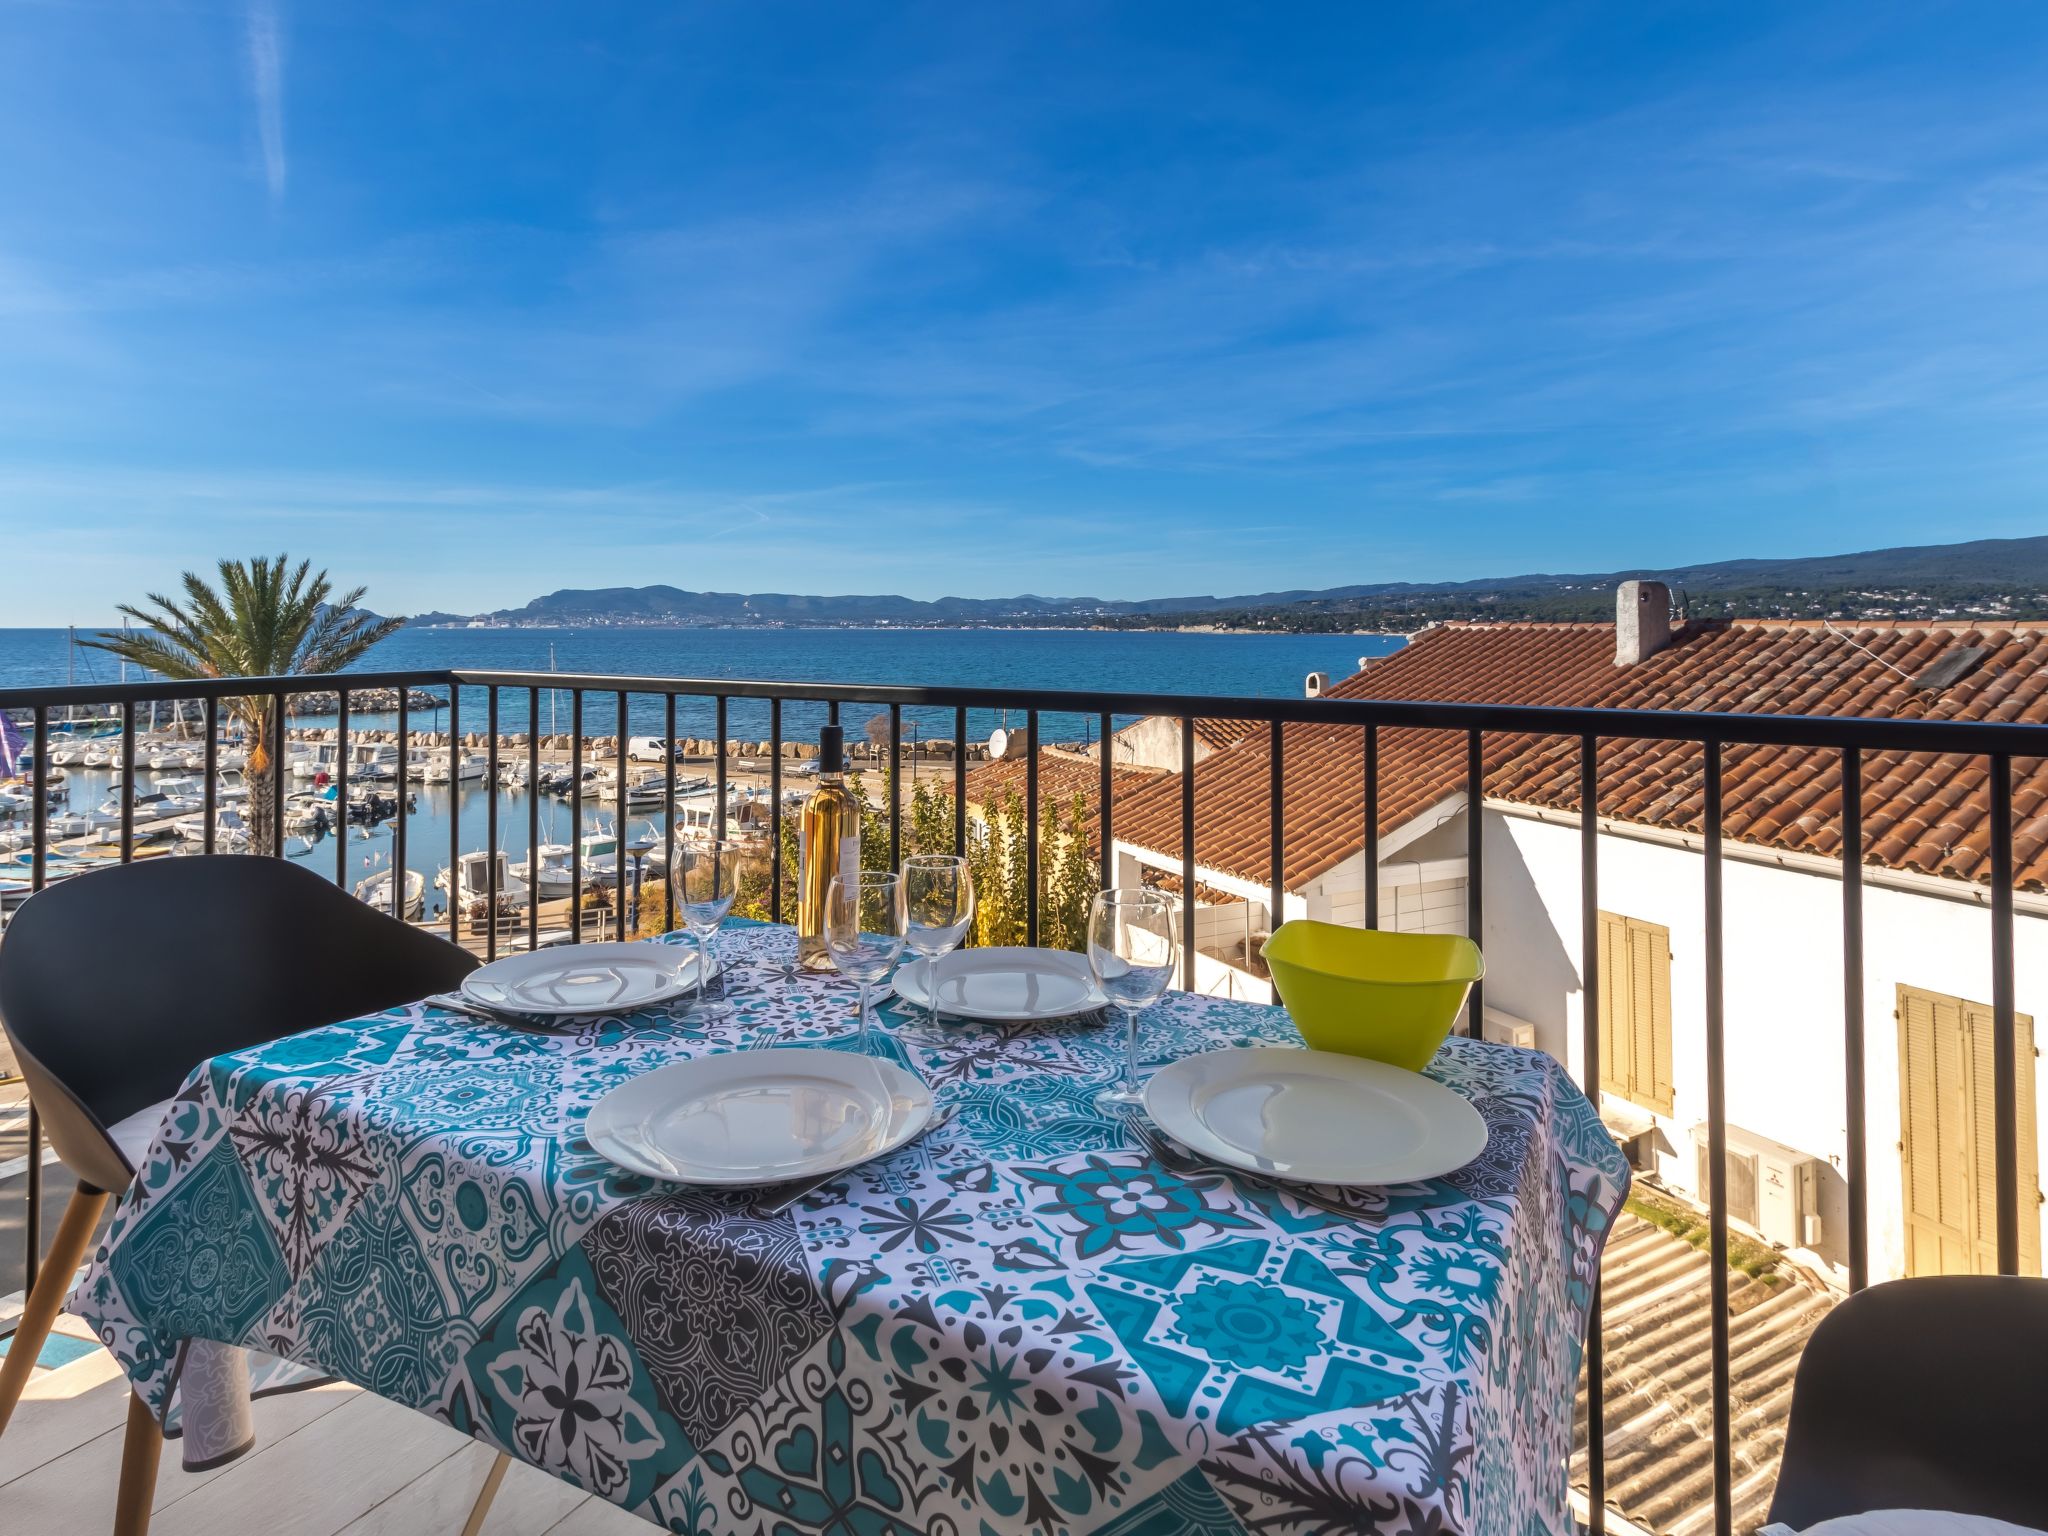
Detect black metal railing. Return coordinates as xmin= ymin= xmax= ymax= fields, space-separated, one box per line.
xmin=3 ymin=663 xmax=2045 ymax=1536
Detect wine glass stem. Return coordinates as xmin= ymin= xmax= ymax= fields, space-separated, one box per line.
xmin=927 ymin=950 xmax=940 ymax=1035
xmin=858 ymin=980 xmax=873 ymax=1051
xmin=1123 ymin=1005 xmax=1139 ymax=1093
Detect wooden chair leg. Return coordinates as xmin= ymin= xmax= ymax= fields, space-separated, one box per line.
xmin=0 ymin=1184 xmax=109 ymax=1436
xmin=459 ymin=1451 xmax=510 ymax=1536
xmin=112 ymin=1390 xmax=162 ymax=1536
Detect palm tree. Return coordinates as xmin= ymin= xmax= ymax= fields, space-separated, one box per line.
xmin=84 ymin=557 xmax=404 ymax=852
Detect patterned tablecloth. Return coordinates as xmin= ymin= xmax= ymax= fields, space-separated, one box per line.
xmin=75 ymin=922 xmax=1627 ymax=1536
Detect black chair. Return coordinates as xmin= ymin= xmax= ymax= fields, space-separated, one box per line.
xmin=0 ymin=855 xmax=476 ymax=1534
xmin=1768 ymin=1274 xmax=2048 ymax=1530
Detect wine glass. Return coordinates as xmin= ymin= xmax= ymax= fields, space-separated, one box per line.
xmin=900 ymin=854 xmax=974 ymax=1039
xmin=674 ymin=839 xmax=742 ymax=1017
xmin=1088 ymin=888 xmax=1179 ymax=1114
xmin=825 ymin=871 xmax=905 ymax=1053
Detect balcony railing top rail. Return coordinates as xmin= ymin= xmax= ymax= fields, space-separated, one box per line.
xmin=11 ymin=665 xmax=2048 ymax=756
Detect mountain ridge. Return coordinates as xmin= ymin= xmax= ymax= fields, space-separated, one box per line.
xmin=403 ymin=533 xmax=2048 ymax=629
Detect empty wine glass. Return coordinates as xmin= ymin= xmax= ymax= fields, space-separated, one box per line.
xmin=674 ymin=839 xmax=742 ymax=1017
xmin=1088 ymin=888 xmax=1179 ymax=1114
xmin=900 ymin=854 xmax=974 ymax=1039
xmin=825 ymin=870 xmax=905 ymax=1053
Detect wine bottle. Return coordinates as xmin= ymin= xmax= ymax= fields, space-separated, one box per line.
xmin=796 ymin=724 xmax=861 ymax=971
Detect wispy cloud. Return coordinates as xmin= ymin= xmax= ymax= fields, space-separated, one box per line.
xmin=243 ymin=0 xmax=285 ymax=203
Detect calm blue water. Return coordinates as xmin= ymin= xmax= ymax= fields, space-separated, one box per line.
xmin=2 ymin=626 xmax=1400 ymax=916
xmin=1 ymin=625 xmax=1399 ymax=741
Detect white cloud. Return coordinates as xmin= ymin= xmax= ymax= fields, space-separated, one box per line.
xmin=244 ymin=0 xmax=285 ymax=203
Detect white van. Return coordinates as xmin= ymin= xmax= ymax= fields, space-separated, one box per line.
xmin=626 ymin=736 xmax=684 ymax=763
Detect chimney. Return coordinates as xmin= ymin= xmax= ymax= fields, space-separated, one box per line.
xmin=1615 ymin=580 xmax=1673 ymax=665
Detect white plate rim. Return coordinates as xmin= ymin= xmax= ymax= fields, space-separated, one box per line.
xmin=584 ymin=1047 xmax=935 ymax=1185
xmin=890 ymin=946 xmax=1107 ymax=1022
xmin=1142 ymin=1045 xmax=1487 ymax=1187
xmin=462 ymin=941 xmax=702 ymax=1017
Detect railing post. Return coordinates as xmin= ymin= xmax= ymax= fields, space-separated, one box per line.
xmin=769 ymin=698 xmax=783 ymax=925
xmin=449 ymin=686 xmax=463 ymax=944
xmin=526 ymin=688 xmax=540 ymax=953
xmin=1841 ymin=747 xmax=1868 ymax=1291
xmin=1703 ymin=740 xmax=1732 ymax=1536
xmin=1098 ymin=710 xmax=1114 ymax=893
xmin=1990 ymin=753 xmax=2020 ymax=1275
xmin=953 ymin=705 xmax=968 ymax=858
xmin=1026 ymin=708 xmax=1040 ymax=946
xmin=1363 ymin=724 xmax=1380 ymax=931
xmin=570 ymin=692 xmax=584 ymax=941
xmin=1579 ymin=734 xmax=1605 ymax=1535
xmin=485 ymin=688 xmax=499 ymax=961
xmin=1180 ymin=715 xmax=1196 ymax=992
xmin=205 ymin=695 xmax=221 ymax=857
xmin=330 ymin=692 xmax=346 ymax=880
xmin=1268 ymin=720 xmax=1285 ymax=947
xmin=668 ymin=694 xmax=682 ymax=934
xmin=119 ymin=700 xmax=135 ymax=862
xmin=1465 ymin=728 xmax=1484 ymax=1035
xmin=394 ymin=688 xmax=410 ymax=919
xmin=889 ymin=703 xmax=904 ymax=871
xmin=270 ymin=691 xmax=287 ymax=859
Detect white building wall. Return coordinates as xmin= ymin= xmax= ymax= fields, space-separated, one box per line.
xmin=1487 ymin=808 xmax=2048 ymax=1288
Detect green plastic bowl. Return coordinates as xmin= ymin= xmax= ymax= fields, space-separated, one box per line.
xmin=1260 ymin=920 xmax=1486 ymax=1072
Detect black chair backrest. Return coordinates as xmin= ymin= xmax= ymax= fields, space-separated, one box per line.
xmin=0 ymin=855 xmax=476 ymax=1192
xmin=1768 ymin=1274 xmax=2048 ymax=1529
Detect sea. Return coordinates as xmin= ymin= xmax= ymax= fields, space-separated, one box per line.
xmin=2 ymin=626 xmax=1402 ymax=914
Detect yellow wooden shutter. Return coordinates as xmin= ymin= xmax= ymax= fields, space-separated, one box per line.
xmin=1597 ymin=911 xmax=1628 ymax=1101
xmin=1899 ymin=986 xmax=2042 ymax=1278
xmin=1595 ymin=912 xmax=1673 ymax=1115
xmin=1961 ymin=999 xmax=2041 ymax=1278
xmin=1642 ymin=923 xmax=1675 ymax=1113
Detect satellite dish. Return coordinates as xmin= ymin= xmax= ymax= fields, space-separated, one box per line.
xmin=987 ymin=727 xmax=1010 ymax=760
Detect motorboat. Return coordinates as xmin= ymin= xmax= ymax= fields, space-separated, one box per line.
xmin=436 ymin=849 xmax=531 ymax=912
xmin=172 ymin=808 xmax=251 ymax=849
xmin=355 ymin=865 xmax=425 ymax=921
xmin=425 ymin=752 xmax=489 ymax=785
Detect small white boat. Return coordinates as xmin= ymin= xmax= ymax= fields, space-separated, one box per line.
xmin=46 ymin=742 xmax=87 ymax=767
xmin=356 ymin=866 xmax=425 ymax=920
xmin=425 ymin=752 xmax=489 ymax=785
xmin=436 ymin=849 xmax=531 ymax=912
xmin=215 ymin=768 xmax=250 ymax=803
xmin=80 ymin=743 xmax=116 ymax=768
xmin=172 ymin=808 xmax=251 ymax=848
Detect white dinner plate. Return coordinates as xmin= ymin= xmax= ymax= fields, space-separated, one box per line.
xmin=462 ymin=941 xmax=706 ymax=1018
xmin=1143 ymin=1045 xmax=1488 ymax=1187
xmin=891 ymin=947 xmax=1107 ymax=1022
xmin=585 ymin=1048 xmax=935 ymax=1185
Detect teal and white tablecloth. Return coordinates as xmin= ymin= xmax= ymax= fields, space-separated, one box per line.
xmin=75 ymin=922 xmax=1627 ymax=1535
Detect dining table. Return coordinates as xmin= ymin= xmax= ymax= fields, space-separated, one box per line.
xmin=73 ymin=919 xmax=1629 ymax=1536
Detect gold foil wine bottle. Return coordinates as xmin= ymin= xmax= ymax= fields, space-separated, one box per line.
xmin=796 ymin=724 xmax=861 ymax=970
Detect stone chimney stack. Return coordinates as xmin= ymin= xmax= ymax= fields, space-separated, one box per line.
xmin=1615 ymin=580 xmax=1673 ymax=665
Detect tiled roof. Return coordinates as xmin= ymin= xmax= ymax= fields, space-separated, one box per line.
xmin=1111 ymin=620 xmax=2048 ymax=892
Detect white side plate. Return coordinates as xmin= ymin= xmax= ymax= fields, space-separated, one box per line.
xmin=891 ymin=947 xmax=1107 ymax=1022
xmin=1144 ymin=1045 xmax=1487 ymax=1187
xmin=585 ymin=1048 xmax=934 ymax=1185
xmin=462 ymin=941 xmax=703 ymax=1018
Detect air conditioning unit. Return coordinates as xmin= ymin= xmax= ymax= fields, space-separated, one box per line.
xmin=1691 ymin=1122 xmax=1824 ymax=1250
xmin=1480 ymin=1007 xmax=1537 ymax=1051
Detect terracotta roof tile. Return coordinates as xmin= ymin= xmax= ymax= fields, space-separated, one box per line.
xmin=1110 ymin=619 xmax=2048 ymax=892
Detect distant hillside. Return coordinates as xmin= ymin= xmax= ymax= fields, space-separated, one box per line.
xmin=405 ymin=534 xmax=2048 ymax=630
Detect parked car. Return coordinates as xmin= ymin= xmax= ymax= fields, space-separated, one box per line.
xmin=626 ymin=736 xmax=685 ymax=762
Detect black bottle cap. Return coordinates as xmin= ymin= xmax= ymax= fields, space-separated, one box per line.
xmin=818 ymin=724 xmax=844 ymax=773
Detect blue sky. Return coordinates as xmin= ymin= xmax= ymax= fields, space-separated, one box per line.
xmin=5 ymin=3 xmax=2048 ymax=623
